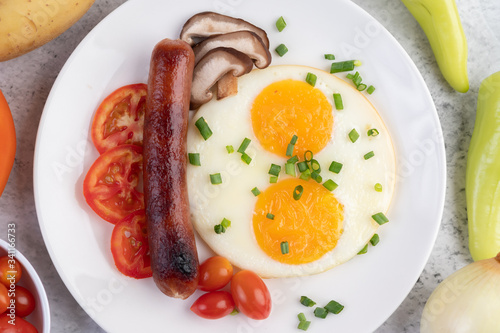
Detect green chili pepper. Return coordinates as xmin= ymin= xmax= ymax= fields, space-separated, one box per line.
xmin=401 ymin=0 xmax=469 ymax=93
xmin=466 ymin=71 xmax=500 ymax=261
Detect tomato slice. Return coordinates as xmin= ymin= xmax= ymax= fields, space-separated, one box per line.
xmin=111 ymin=210 xmax=152 ymax=279
xmin=83 ymin=144 xmax=144 ymax=224
xmin=231 ymin=270 xmax=272 ymax=320
xmin=91 ymin=84 xmax=146 ymax=154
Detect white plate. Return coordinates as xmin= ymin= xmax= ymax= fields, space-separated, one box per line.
xmin=33 ymin=0 xmax=445 ymax=332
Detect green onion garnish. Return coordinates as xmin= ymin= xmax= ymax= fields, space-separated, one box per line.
xmin=353 ymin=72 xmax=361 ymax=85
xmin=298 ymin=313 xmax=307 ymax=322
xmin=214 ymin=218 xmax=231 ymax=234
xmin=188 ymin=153 xmax=201 ymax=166
xmin=268 ymin=164 xmax=281 ymax=176
xmin=210 ymin=173 xmax=222 ymax=185
xmin=251 ymin=187 xmax=261 ymax=196
xmin=226 ymin=145 xmax=234 ymax=154
xmin=276 ymin=16 xmax=287 ymax=32
xmin=370 ymin=233 xmax=380 ymax=246
xmin=270 ymin=176 xmax=278 ymax=183
xmin=286 ymin=143 xmax=295 ymax=157
xmin=293 ymin=185 xmax=304 ymax=200
xmin=324 ymin=54 xmax=335 ymax=60
xmin=313 ymin=307 xmax=328 ymax=319
xmin=374 ymin=183 xmax=383 ymax=192
xmin=329 ymin=161 xmax=343 ymax=174
xmin=297 ymin=161 xmax=309 ymax=173
xmin=323 ymin=179 xmax=338 ymax=191
xmin=237 ymin=138 xmax=251 ymax=154
xmin=221 ymin=218 xmax=231 ymax=228
xmin=299 ymin=169 xmax=311 ymax=181
xmin=357 ymin=83 xmax=367 ymax=91
xmin=266 ymin=213 xmax=275 ymax=220
xmin=311 ymin=159 xmax=321 ymax=172
xmin=290 ymin=134 xmax=298 ymax=145
xmin=280 ymin=241 xmax=289 ymax=254
xmin=372 ymin=212 xmax=389 ymax=225
xmin=241 ymin=153 xmax=252 ymax=165
xmin=306 ymin=72 xmax=317 ymax=87
xmin=364 ymin=151 xmax=375 ymax=160
xmin=298 ymin=320 xmax=311 ymax=331
xmin=333 ymin=93 xmax=344 ymax=110
xmin=325 ymin=300 xmax=344 ymax=314
xmin=195 ymin=117 xmax=212 ymax=140
xmin=300 ymin=296 xmax=316 ymax=307
xmin=230 ymin=308 xmax=239 ymax=315
xmin=275 ymin=44 xmax=288 ymax=57
xmin=311 ymin=171 xmax=322 ymax=183
xmin=354 ymin=60 xmax=362 ymax=66
xmin=285 ymin=162 xmax=296 ymax=177
xmin=367 ymin=85 xmax=376 ymax=94
xmin=346 ymin=73 xmax=354 ymax=79
xmin=367 ymin=128 xmax=379 ymax=136
xmin=357 ymin=244 xmax=368 ymax=255
xmin=304 ymin=150 xmax=313 ymax=162
xmin=349 ymin=129 xmax=359 ymax=143
xmin=330 ymin=60 xmax=356 ymax=73
xmin=287 ymin=155 xmax=299 ymax=164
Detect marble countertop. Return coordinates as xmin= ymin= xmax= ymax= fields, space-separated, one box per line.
xmin=1 ymin=0 xmax=498 ymax=332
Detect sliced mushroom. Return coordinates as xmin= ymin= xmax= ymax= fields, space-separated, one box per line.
xmin=191 ymin=47 xmax=253 ymax=109
xmin=193 ymin=31 xmax=271 ymax=69
xmin=180 ymin=11 xmax=269 ymax=48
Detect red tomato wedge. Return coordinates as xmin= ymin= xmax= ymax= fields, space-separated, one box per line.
xmin=83 ymin=144 xmax=144 ymax=224
xmin=91 ymin=84 xmax=146 ymax=154
xmin=111 ymin=210 xmax=152 ymax=279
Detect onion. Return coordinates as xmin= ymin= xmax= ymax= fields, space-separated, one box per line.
xmin=421 ymin=253 xmax=500 ymax=332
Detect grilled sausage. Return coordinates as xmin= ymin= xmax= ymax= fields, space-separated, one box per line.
xmin=143 ymin=39 xmax=199 ymax=299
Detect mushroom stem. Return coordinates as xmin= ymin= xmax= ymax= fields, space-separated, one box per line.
xmin=217 ymin=73 xmax=238 ymax=100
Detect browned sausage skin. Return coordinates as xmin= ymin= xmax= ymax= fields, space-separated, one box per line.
xmin=144 ymin=39 xmax=199 ymax=299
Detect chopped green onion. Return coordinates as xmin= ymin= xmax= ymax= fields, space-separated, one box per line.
xmin=357 ymin=244 xmax=368 ymax=255
xmin=188 ymin=153 xmax=201 ymax=166
xmin=354 ymin=60 xmax=362 ymax=66
xmin=367 ymin=85 xmax=376 ymax=94
xmin=251 ymin=187 xmax=261 ymax=196
xmin=323 ymin=179 xmax=338 ymax=191
xmin=300 ymin=296 xmax=316 ymax=307
xmin=297 ymin=161 xmax=309 ymax=173
xmin=311 ymin=171 xmax=322 ymax=183
xmin=195 ymin=117 xmax=212 ymax=140
xmin=324 ymin=54 xmax=335 ymax=60
xmin=214 ymin=224 xmax=225 ymax=234
xmin=306 ymin=72 xmax=317 ymax=87
xmin=270 ymin=176 xmax=279 ymax=183
xmin=226 ymin=145 xmax=234 ymax=154
xmin=357 ymin=83 xmax=367 ymax=91
xmin=325 ymin=300 xmax=344 ymax=314
xmin=237 ymin=138 xmax=251 ymax=154
xmin=367 ymin=128 xmax=379 ymax=136
xmin=353 ymin=72 xmax=362 ymax=86
xmin=266 ymin=213 xmax=275 ymax=220
xmin=268 ymin=164 xmax=281 ymax=176
xmin=275 ymin=44 xmax=288 ymax=57
xmin=230 ymin=308 xmax=239 ymax=315
xmin=290 ymin=134 xmax=298 ymax=145
xmin=298 ymin=320 xmax=311 ymax=331
xmin=276 ymin=16 xmax=287 ymax=32
xmin=372 ymin=212 xmax=389 ymax=225
xmin=299 ymin=169 xmax=311 ymax=180
xmin=280 ymin=241 xmax=289 ymax=254
xmin=293 ymin=185 xmax=304 ymax=200
xmin=310 ymin=159 xmax=321 ymax=172
xmin=287 ymin=155 xmax=299 ymax=164
xmin=285 ymin=162 xmax=296 ymax=177
xmin=364 ymin=151 xmax=375 ymax=160
xmin=286 ymin=143 xmax=295 ymax=157
xmin=221 ymin=218 xmax=231 ymax=228
xmin=241 ymin=153 xmax=252 ymax=165
xmin=346 ymin=73 xmax=354 ymax=79
xmin=329 ymin=161 xmax=343 ymax=174
xmin=370 ymin=233 xmax=380 ymax=246
xmin=313 ymin=307 xmax=328 ymax=319
xmin=304 ymin=150 xmax=313 ymax=162
xmin=330 ymin=60 xmax=355 ymax=73
xmin=298 ymin=313 xmax=307 ymax=322
xmin=333 ymin=93 xmax=344 ymax=110
xmin=349 ymin=129 xmax=359 ymax=143
xmin=210 ymin=173 xmax=222 ymax=185
xmin=374 ymin=183 xmax=383 ymax=192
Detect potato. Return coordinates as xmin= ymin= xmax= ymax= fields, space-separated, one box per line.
xmin=0 ymin=0 xmax=95 ymax=62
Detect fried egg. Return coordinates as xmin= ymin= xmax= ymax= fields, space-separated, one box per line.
xmin=186 ymin=65 xmax=395 ymax=278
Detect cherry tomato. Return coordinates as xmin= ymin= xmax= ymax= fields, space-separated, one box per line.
xmin=91 ymin=84 xmax=146 ymax=154
xmin=190 ymin=291 xmax=235 ymax=319
xmin=0 ymin=283 xmax=9 ymax=314
xmin=198 ymin=256 xmax=233 ymax=291
xmin=0 ymin=256 xmax=22 ymax=286
xmin=0 ymin=313 xmax=38 ymax=333
xmin=83 ymin=144 xmax=144 ymax=224
xmin=111 ymin=210 xmax=152 ymax=279
xmin=10 ymin=286 xmax=35 ymax=317
xmin=231 ymin=270 xmax=271 ymax=320
xmin=0 ymin=90 xmax=16 ymax=197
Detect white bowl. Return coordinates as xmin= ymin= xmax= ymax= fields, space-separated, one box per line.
xmin=0 ymin=239 xmax=50 ymax=332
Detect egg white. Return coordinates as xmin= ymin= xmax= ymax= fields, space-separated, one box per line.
xmin=186 ymin=65 xmax=395 ymax=278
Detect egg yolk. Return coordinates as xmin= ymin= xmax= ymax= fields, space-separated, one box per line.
xmin=251 ymin=79 xmax=333 ymax=157
xmin=253 ymin=178 xmax=344 ymax=265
